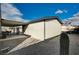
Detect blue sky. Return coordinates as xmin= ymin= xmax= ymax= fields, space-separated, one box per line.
xmin=1 ymin=3 xmax=79 ymax=22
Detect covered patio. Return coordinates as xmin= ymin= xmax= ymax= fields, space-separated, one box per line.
xmin=0 ymin=19 xmax=28 ymax=39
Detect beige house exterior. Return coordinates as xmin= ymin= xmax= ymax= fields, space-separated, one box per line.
xmin=24 ymin=17 xmax=62 ymax=41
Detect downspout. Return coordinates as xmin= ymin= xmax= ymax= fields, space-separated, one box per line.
xmin=44 ymin=19 xmax=46 ymax=40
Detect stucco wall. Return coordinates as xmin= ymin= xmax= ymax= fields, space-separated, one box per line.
xmin=45 ymin=20 xmax=61 ymax=39
xmin=24 ymin=19 xmax=61 ymax=40
xmin=24 ymin=22 xmax=44 ymax=41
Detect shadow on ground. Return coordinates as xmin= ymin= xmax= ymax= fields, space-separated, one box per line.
xmin=8 ymin=36 xmax=60 ymax=55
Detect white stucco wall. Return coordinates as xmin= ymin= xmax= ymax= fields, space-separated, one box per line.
xmin=24 ymin=19 xmax=61 ymax=40
xmin=24 ymin=22 xmax=44 ymax=41
xmin=45 ymin=20 xmax=61 ymax=39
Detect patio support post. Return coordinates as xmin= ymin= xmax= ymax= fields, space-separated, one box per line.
xmin=0 ymin=19 xmax=2 ymax=39
xmin=22 ymin=25 xmax=28 ymax=34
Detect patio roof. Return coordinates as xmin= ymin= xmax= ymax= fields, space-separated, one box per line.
xmin=0 ymin=19 xmax=26 ymax=27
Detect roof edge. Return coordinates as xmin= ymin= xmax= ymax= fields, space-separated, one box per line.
xmin=27 ymin=16 xmax=62 ymax=24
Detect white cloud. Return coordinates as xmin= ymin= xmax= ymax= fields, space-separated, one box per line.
xmin=73 ymin=12 xmax=79 ymax=17
xmin=68 ymin=12 xmax=79 ymax=21
xmin=64 ymin=12 xmax=79 ymax=21
xmin=71 ymin=22 xmax=79 ymax=26
xmin=63 ymin=12 xmax=79 ymax=26
xmin=1 ymin=3 xmax=29 ymax=22
xmin=55 ymin=9 xmax=68 ymax=14
xmin=55 ymin=9 xmax=63 ymax=14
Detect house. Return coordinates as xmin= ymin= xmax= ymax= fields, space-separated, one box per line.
xmin=24 ymin=16 xmax=62 ymax=41
xmin=0 ymin=16 xmax=62 ymax=53
xmin=0 ymin=16 xmax=62 ymax=40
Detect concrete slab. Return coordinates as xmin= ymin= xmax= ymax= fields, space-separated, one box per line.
xmin=0 ymin=35 xmax=28 ymax=55
xmin=69 ymin=34 xmax=79 ymax=55
xmin=8 ymin=34 xmax=79 ymax=55
xmin=7 ymin=37 xmax=41 ymax=54
xmin=8 ymin=36 xmax=60 ymax=55
xmin=0 ymin=35 xmax=27 ymax=42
